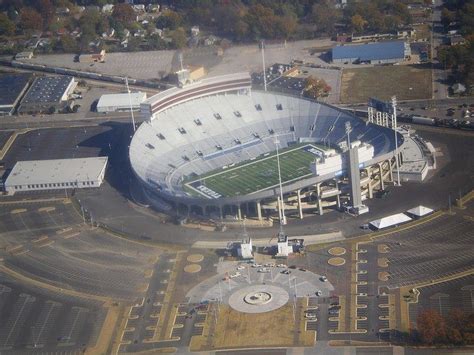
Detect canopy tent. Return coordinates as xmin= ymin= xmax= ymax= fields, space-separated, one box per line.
xmin=369 ymin=213 xmax=412 ymax=230
xmin=406 ymin=205 xmax=434 ymax=218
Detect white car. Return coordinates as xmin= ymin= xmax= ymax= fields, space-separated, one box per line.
xmin=315 ymin=290 xmax=322 ymax=296
xmin=320 ymin=276 xmax=328 ymax=282
xmin=277 ymin=264 xmax=287 ymax=268
xmin=258 ymin=268 xmax=270 ymax=273
xmin=264 ymin=263 xmax=275 ymax=267
xmin=251 ymin=263 xmax=262 ymax=268
xmin=236 ymin=265 xmax=246 ymax=270
xmin=229 ymin=272 xmax=241 ymax=278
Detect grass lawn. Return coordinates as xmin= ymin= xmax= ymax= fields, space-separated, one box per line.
xmin=184 ymin=144 xmax=326 ymax=198
xmin=340 ymin=65 xmax=432 ymax=104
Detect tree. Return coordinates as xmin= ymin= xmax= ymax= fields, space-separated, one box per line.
xmin=350 ymin=14 xmax=367 ymax=34
xmin=303 ymin=76 xmax=331 ymax=99
xmin=311 ymin=1 xmax=341 ymax=34
xmin=156 ymin=9 xmax=183 ymax=30
xmin=58 ymin=34 xmax=78 ymax=53
xmin=112 ymin=3 xmax=135 ymax=26
xmin=19 ymin=7 xmax=43 ymax=32
xmin=0 ymin=13 xmax=15 ymax=36
xmin=36 ymin=0 xmax=54 ymax=28
xmin=416 ymin=309 xmax=447 ymax=345
xmin=170 ymin=27 xmax=187 ymax=49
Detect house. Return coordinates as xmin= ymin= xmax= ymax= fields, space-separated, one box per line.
xmin=204 ymin=35 xmax=218 ymax=46
xmin=191 ymin=26 xmax=200 ymax=37
xmin=397 ymin=28 xmax=416 ymax=39
xmin=449 ymin=35 xmax=465 ymax=46
xmin=56 ymin=28 xmax=69 ymax=36
xmin=133 ymin=4 xmax=146 ymax=13
xmin=102 ymin=4 xmax=114 ymax=13
xmin=102 ymin=28 xmax=115 ymax=38
xmin=451 ymin=83 xmax=466 ymax=94
xmin=123 ymin=29 xmax=130 ymax=38
xmin=55 ymin=7 xmax=70 ymax=15
xmin=147 ymin=4 xmax=160 ymax=12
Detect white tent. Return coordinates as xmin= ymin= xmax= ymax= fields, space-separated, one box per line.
xmin=369 ymin=213 xmax=412 ymax=230
xmin=406 ymin=205 xmax=434 ymax=218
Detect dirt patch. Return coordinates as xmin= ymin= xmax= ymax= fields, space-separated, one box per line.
xmin=184 ymin=264 xmax=202 ymax=273
xmin=378 ymin=258 xmax=389 ymax=268
xmin=328 ymin=247 xmax=346 ymax=256
xmin=328 ymin=257 xmax=346 ymax=266
xmin=341 ymin=65 xmax=432 ymax=103
xmin=378 ymin=271 xmax=390 ymax=281
xmin=187 ymin=254 xmax=204 ymax=263
xmin=377 ymin=244 xmax=389 ymax=253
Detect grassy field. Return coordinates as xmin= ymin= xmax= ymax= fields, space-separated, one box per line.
xmin=340 ymin=65 xmax=432 ymax=104
xmin=184 ymin=144 xmax=324 ymax=198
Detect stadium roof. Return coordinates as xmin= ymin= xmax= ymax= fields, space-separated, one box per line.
xmin=0 ymin=74 xmax=32 ymax=107
xmin=97 ymin=92 xmax=147 ymax=108
xmin=332 ymin=41 xmax=405 ymax=61
xmin=5 ymin=157 xmax=108 ymax=186
xmin=406 ymin=205 xmax=433 ymax=217
xmin=21 ymin=76 xmax=74 ymax=104
xmin=369 ymin=213 xmax=412 ymax=230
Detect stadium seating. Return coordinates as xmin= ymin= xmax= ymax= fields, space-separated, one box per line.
xmin=130 ymin=91 xmax=397 ymax=197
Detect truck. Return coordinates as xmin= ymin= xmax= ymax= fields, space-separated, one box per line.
xmin=411 ymin=116 xmax=435 ymax=126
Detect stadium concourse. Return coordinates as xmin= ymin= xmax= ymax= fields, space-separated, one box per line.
xmin=129 ymin=73 xmax=403 ymax=221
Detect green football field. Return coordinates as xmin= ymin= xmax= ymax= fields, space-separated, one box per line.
xmin=184 ymin=144 xmax=324 ymax=199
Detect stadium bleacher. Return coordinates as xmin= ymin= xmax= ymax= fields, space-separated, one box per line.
xmin=130 ymin=90 xmax=398 ymax=199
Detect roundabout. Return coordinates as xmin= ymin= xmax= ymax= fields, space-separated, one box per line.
xmin=228 ymin=284 xmax=289 ymax=313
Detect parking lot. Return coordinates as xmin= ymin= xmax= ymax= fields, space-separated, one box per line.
xmin=0 ymin=278 xmax=105 ymax=353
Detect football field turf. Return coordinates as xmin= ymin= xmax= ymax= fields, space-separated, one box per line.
xmin=184 ymin=144 xmax=323 ymax=199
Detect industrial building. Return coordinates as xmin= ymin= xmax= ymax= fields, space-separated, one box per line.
xmin=331 ymin=41 xmax=410 ymax=64
xmin=17 ymin=75 xmax=77 ymax=114
xmin=5 ymin=157 xmax=108 ymax=194
xmin=0 ymin=73 xmax=32 ymax=115
xmin=96 ymin=92 xmax=147 ymax=113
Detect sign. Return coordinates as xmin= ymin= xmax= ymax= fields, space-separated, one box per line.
xmin=368 ymin=97 xmax=394 ymax=114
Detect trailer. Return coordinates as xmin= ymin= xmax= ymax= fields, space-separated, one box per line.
xmin=411 ymin=116 xmax=435 ymax=126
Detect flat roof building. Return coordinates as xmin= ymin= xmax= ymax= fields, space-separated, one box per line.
xmin=96 ymin=92 xmax=147 ymax=113
xmin=18 ymin=75 xmax=77 ymax=114
xmin=5 ymin=157 xmax=108 ymax=194
xmin=331 ymin=41 xmax=410 ymax=64
xmin=0 ymin=73 xmax=32 ymax=115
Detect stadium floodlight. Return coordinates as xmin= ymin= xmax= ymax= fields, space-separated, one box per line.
xmin=345 ymin=121 xmax=352 ymax=148
xmin=274 ymin=136 xmax=287 ymax=227
xmin=125 ymin=77 xmax=136 ymax=132
xmin=261 ymin=40 xmax=267 ymax=92
xmin=391 ymin=96 xmax=401 ymax=186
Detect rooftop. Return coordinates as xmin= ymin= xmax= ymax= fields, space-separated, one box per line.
xmin=97 ymin=92 xmax=147 ymax=107
xmin=332 ymin=41 xmax=406 ymax=61
xmin=21 ymin=76 xmax=74 ymax=105
xmin=0 ymin=74 xmax=32 ymax=107
xmin=5 ymin=157 xmax=108 ymax=186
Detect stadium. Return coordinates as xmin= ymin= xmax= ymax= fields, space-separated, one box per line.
xmin=129 ymin=73 xmax=403 ymax=221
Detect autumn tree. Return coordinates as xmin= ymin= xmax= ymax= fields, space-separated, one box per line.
xmin=0 ymin=13 xmax=15 ymax=36
xmin=311 ymin=1 xmax=341 ymax=34
xmin=170 ymin=27 xmax=187 ymax=49
xmin=112 ymin=3 xmax=135 ymax=27
xmin=19 ymin=7 xmax=43 ymax=32
xmin=303 ymin=76 xmax=331 ymax=99
xmin=350 ymin=14 xmax=367 ymax=34
xmin=416 ymin=309 xmax=447 ymax=345
xmin=36 ymin=0 xmax=54 ymax=28
xmin=156 ymin=9 xmax=183 ymax=30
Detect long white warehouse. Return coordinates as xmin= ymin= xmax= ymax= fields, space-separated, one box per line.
xmin=97 ymin=92 xmax=147 ymax=113
xmin=5 ymin=157 xmax=108 ymax=194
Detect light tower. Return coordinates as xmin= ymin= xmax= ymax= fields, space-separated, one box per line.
xmin=125 ymin=77 xmax=136 ymax=132
xmin=391 ymin=96 xmax=401 ymax=186
xmin=274 ymin=136 xmax=287 ymax=227
xmin=261 ymin=40 xmax=267 ymax=92
xmin=345 ymin=121 xmax=352 ymax=149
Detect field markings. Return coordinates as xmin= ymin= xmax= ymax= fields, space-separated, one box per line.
xmin=184 ymin=144 xmax=318 ymax=198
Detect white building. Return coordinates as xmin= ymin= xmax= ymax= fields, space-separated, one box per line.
xmin=238 ymin=238 xmax=253 ymax=259
xmin=5 ymin=157 xmax=108 ymax=195
xmin=276 ymin=234 xmax=293 ymax=257
xmin=97 ymin=92 xmax=147 ymax=113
